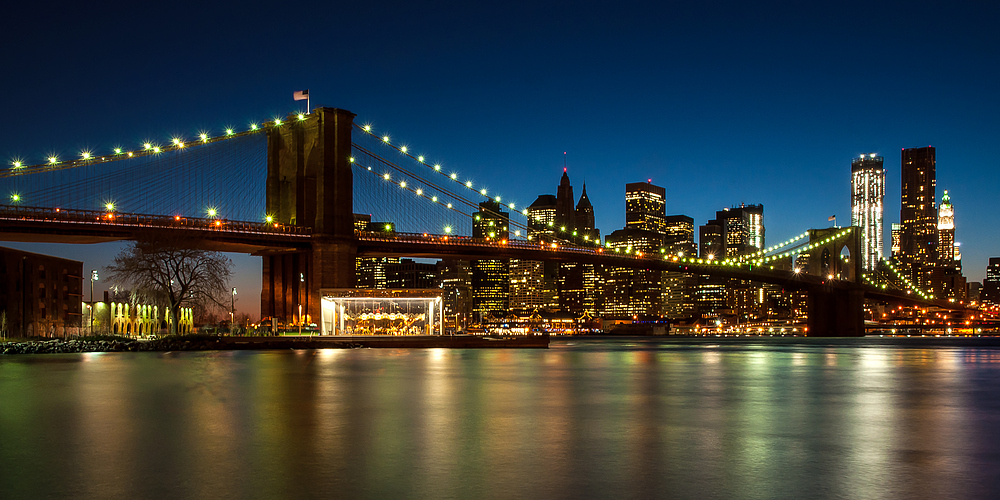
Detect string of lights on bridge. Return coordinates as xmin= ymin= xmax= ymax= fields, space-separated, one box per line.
xmin=351 ymin=141 xmax=595 ymax=248
xmin=4 ymin=112 xmax=314 ymax=178
xmin=351 ymin=154 xmax=529 ymax=238
xmin=353 ymin=123 xmax=531 ymax=218
xmin=745 ymin=229 xmax=852 ymax=267
xmin=723 ymin=232 xmax=812 ymax=264
xmin=4 ymin=111 xmax=538 ymax=230
xmin=879 ymin=258 xmax=932 ymax=299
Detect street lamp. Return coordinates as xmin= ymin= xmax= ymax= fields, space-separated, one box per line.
xmin=299 ymin=272 xmax=305 ymax=336
xmin=231 ymin=287 xmax=237 ymax=335
xmin=90 ymin=270 xmax=98 ymax=335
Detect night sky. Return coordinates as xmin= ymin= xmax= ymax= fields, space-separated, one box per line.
xmin=1 ymin=1 xmax=997 ymax=316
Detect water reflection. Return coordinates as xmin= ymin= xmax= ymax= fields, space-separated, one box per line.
xmin=1 ymin=338 xmax=999 ymax=499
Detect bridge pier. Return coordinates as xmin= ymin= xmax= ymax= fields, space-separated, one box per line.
xmin=807 ymin=287 xmax=864 ymax=337
xmin=261 ymin=108 xmax=357 ymax=330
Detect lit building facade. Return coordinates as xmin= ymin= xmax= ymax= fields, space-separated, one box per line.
xmin=436 ymin=259 xmax=473 ymax=321
xmin=354 ymin=214 xmax=399 ymax=289
xmin=937 ymin=190 xmax=957 ymax=264
xmin=697 ymin=204 xmax=765 ymax=323
xmin=601 ymin=228 xmax=664 ymax=318
xmin=899 ymin=146 xmax=938 ymax=291
xmin=387 ymin=259 xmax=437 ymax=289
xmin=527 ymin=194 xmax=558 ymax=237
xmin=981 ymin=258 xmax=1000 ymax=306
xmin=472 ymin=200 xmax=510 ymax=318
xmin=510 ymin=258 xmax=548 ymax=313
xmin=890 ymin=223 xmax=902 ymax=260
xmin=625 ymin=181 xmax=667 ymax=233
xmin=851 ymin=154 xmax=885 ymax=271
xmin=596 ymin=181 xmax=669 ymax=319
xmin=663 ymin=215 xmax=697 ymax=320
xmin=931 ymin=190 xmax=965 ymax=299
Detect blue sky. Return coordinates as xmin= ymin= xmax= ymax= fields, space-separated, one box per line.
xmin=1 ymin=0 xmax=997 ymax=316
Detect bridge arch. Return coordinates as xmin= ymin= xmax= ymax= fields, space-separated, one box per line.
xmin=805 ymin=226 xmax=861 ymax=283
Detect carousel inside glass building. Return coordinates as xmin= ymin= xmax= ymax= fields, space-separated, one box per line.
xmin=320 ymin=289 xmax=444 ymax=336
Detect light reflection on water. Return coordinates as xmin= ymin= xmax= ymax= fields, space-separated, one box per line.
xmin=1 ymin=338 xmax=999 ymax=499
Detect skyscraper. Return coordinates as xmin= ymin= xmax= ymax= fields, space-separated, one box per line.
xmin=851 ymin=154 xmax=885 ymax=271
xmin=556 ymin=169 xmax=576 ymax=232
xmin=664 ymin=215 xmax=697 ymax=258
xmin=471 ymin=200 xmax=510 ymax=318
xmin=982 ymin=258 xmax=1000 ymax=306
xmin=601 ymin=228 xmax=665 ymax=318
xmin=931 ymin=190 xmax=965 ymax=299
xmin=436 ymin=259 xmax=473 ymax=321
xmin=697 ymin=204 xmax=765 ymax=323
xmin=937 ymin=190 xmax=956 ymax=264
xmin=523 ymin=171 xmax=603 ymax=315
xmin=891 ymin=223 xmax=902 ymax=260
xmin=526 ymin=194 xmax=558 ymax=236
xmin=601 ymin=180 xmax=668 ymax=319
xmin=625 ymin=181 xmax=667 ymax=233
xmin=662 ymin=215 xmax=697 ymax=320
xmin=353 ymin=214 xmax=400 ymax=288
xmin=562 ymin=183 xmax=601 ymax=314
xmin=574 ymin=184 xmax=600 ymax=244
xmin=520 ymin=194 xmax=559 ymax=312
xmin=899 ymin=146 xmax=937 ymax=291
xmin=701 ymin=204 xmax=765 ymax=258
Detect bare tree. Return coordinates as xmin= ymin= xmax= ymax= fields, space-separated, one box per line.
xmin=105 ymin=235 xmax=233 ymax=335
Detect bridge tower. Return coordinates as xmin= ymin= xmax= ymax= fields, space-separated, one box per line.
xmin=261 ymin=107 xmax=357 ymax=330
xmin=804 ymin=226 xmax=865 ymax=337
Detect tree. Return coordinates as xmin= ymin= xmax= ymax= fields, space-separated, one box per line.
xmin=105 ymin=235 xmax=233 ymax=335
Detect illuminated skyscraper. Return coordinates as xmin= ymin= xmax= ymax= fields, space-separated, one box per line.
xmin=472 ymin=200 xmax=510 ymax=317
xmin=851 ymin=154 xmax=885 ymax=271
xmin=931 ymin=190 xmax=965 ymax=299
xmin=526 ymin=195 xmax=558 ymax=236
xmin=890 ymin=223 xmax=902 ymax=260
xmin=625 ymin=181 xmax=667 ymax=233
xmin=663 ymin=215 xmax=697 ymax=320
xmin=353 ymin=214 xmax=400 ymax=288
xmin=701 ymin=204 xmax=765 ymax=258
xmin=436 ymin=259 xmax=472 ymax=320
xmin=522 ymin=194 xmax=559 ymax=312
xmin=899 ymin=146 xmax=937 ymax=290
xmin=698 ymin=204 xmax=765 ymax=322
xmin=983 ymin=258 xmax=1000 ymax=306
xmin=601 ymin=228 xmax=664 ymax=318
xmin=937 ymin=190 xmax=956 ymax=265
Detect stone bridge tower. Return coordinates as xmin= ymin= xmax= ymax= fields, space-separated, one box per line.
xmin=261 ymin=107 xmax=357 ymax=330
xmin=804 ymin=226 xmax=864 ymax=337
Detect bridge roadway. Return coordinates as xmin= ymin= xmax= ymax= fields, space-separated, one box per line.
xmin=0 ymin=205 xmax=311 ymax=254
xmin=0 ymin=206 xmax=961 ymax=312
xmin=356 ymin=231 xmax=963 ymax=310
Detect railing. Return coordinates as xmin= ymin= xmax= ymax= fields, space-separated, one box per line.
xmin=354 ymin=230 xmax=901 ymax=289
xmin=0 ymin=205 xmax=313 ymax=236
xmin=356 ymin=230 xmax=607 ymax=255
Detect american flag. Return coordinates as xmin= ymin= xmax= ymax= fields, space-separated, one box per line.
xmin=293 ymin=90 xmax=309 ymax=101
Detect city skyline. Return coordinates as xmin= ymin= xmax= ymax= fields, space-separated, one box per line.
xmin=1 ymin=0 xmax=997 ymax=314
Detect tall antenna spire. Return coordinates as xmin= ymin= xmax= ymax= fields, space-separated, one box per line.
xmin=564 ymin=151 xmax=567 ymax=172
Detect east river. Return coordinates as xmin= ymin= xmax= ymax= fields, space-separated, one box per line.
xmin=2 ymin=337 xmax=1000 ymax=499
